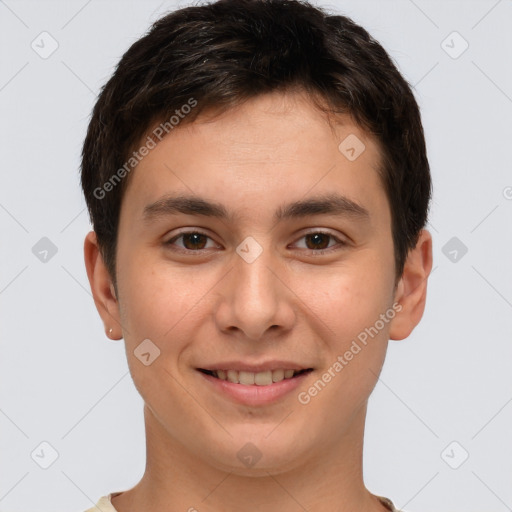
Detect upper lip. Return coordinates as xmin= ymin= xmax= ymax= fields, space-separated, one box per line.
xmin=197 ymin=361 xmax=313 ymax=373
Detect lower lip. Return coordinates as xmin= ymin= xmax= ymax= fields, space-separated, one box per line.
xmin=197 ymin=370 xmax=312 ymax=406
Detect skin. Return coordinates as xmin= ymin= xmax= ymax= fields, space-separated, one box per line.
xmin=85 ymin=89 xmax=432 ymax=512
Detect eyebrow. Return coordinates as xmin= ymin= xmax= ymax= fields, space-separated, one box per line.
xmin=142 ymin=193 xmax=370 ymax=223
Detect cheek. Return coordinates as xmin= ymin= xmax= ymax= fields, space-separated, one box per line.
xmin=116 ymin=262 xmax=200 ymax=409
xmin=291 ymin=255 xmax=394 ymax=345
xmin=118 ymin=255 xmax=191 ymax=333
xmin=292 ymin=266 xmax=393 ymax=426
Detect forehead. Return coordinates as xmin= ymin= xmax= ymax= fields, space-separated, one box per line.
xmin=120 ymin=91 xmax=388 ymax=225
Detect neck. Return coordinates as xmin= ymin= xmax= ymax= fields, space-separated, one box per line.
xmin=112 ymin=402 xmax=386 ymax=512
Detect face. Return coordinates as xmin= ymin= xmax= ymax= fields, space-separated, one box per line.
xmin=87 ymin=90 xmax=428 ymax=475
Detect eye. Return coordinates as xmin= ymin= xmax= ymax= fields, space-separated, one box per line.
xmin=165 ymin=231 xmax=219 ymax=252
xmin=164 ymin=229 xmax=347 ymax=255
xmin=292 ymin=231 xmax=347 ymax=255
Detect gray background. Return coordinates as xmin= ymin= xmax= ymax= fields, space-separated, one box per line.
xmin=0 ymin=0 xmax=511 ymax=510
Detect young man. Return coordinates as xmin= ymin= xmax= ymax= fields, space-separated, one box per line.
xmin=81 ymin=0 xmax=433 ymax=510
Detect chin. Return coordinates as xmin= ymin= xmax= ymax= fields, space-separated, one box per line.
xmin=197 ymin=430 xmax=308 ymax=475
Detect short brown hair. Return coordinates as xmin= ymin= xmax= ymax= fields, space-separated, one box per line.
xmin=81 ymin=0 xmax=431 ymax=285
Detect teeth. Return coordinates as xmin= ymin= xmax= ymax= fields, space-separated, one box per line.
xmin=212 ymin=369 xmax=304 ymax=385
xmin=227 ymin=370 xmax=238 ymax=383
xmin=254 ymin=370 xmax=272 ymax=385
xmin=272 ymin=369 xmax=284 ymax=382
xmin=239 ymin=371 xmax=255 ymax=385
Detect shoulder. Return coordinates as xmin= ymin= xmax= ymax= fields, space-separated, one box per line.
xmin=85 ymin=493 xmax=403 ymax=512
xmin=83 ymin=494 xmax=118 ymax=512
xmin=377 ymin=495 xmax=406 ymax=512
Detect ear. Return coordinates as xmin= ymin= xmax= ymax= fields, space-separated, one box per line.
xmin=389 ymin=229 xmax=433 ymax=341
xmin=84 ymin=231 xmax=123 ymax=339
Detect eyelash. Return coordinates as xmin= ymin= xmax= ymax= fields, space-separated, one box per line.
xmin=164 ymin=230 xmax=347 ymax=256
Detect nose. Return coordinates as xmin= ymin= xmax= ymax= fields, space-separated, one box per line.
xmin=213 ymin=244 xmax=296 ymax=341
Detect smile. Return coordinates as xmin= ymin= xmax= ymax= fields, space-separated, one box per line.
xmin=198 ymin=368 xmax=313 ymax=386
xmin=197 ymin=366 xmax=314 ymax=406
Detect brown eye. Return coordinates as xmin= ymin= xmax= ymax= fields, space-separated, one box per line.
xmin=165 ymin=231 xmax=216 ymax=252
xmin=292 ymin=231 xmax=347 ymax=255
xmin=181 ymin=233 xmax=208 ymax=250
xmin=304 ymin=233 xmax=331 ymax=250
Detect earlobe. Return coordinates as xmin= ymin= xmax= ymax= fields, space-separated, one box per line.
xmin=389 ymin=229 xmax=433 ymax=341
xmin=84 ymin=231 xmax=123 ymax=339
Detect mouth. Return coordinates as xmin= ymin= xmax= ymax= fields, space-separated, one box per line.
xmin=197 ymin=368 xmax=313 ymax=386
